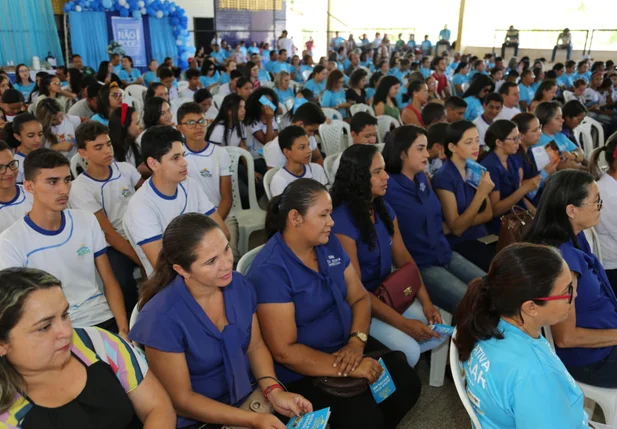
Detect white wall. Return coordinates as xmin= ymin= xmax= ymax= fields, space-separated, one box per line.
xmin=174 ymin=0 xmax=215 ymax=32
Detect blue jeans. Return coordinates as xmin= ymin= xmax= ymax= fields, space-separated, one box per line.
xmin=106 ymin=246 xmax=138 ymax=319
xmin=370 ymin=300 xmax=447 ymax=367
xmin=566 ymin=346 xmax=617 ymax=388
xmin=552 ymin=44 xmax=572 ymax=62
xmin=419 ymin=251 xmax=486 ymax=314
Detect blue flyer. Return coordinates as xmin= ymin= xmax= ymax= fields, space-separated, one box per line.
xmin=465 ymin=159 xmax=487 ymax=189
xmin=286 ymin=407 xmax=331 ymax=429
xmin=259 ymin=95 xmax=278 ymax=111
xmin=370 ymin=358 xmax=396 ymax=404
xmin=430 ymin=324 xmax=455 ymax=336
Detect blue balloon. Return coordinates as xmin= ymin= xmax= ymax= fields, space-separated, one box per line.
xmin=102 ymin=0 xmax=112 ymax=7
xmin=120 ymin=8 xmax=129 ymax=16
xmin=132 ymin=9 xmax=141 ymax=19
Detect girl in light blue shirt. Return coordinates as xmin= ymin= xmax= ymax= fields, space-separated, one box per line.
xmin=462 ymin=74 xmax=494 ymax=121
xmin=13 ymin=64 xmax=35 ymax=100
xmin=303 ymin=65 xmax=327 ymax=99
xmin=454 ymin=243 xmax=588 ymax=429
xmin=320 ymin=70 xmax=350 ymax=119
xmin=452 ymin=62 xmax=470 ymax=97
xmin=142 ymin=60 xmax=158 ymax=87
xmin=118 ymin=56 xmax=143 ymax=86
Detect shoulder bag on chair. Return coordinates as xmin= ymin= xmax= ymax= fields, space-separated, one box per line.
xmin=221 ymin=388 xmax=275 ymax=429
xmin=373 ymin=262 xmax=422 ymax=314
xmin=497 ymin=206 xmax=534 ymax=253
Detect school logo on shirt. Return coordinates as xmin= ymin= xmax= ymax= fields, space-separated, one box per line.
xmin=121 ymin=187 xmax=132 ymax=198
xmin=419 ymin=182 xmax=426 ymax=192
xmin=327 ymin=254 xmax=341 ymax=267
xmin=200 ymin=168 xmax=212 ymax=178
xmin=76 ymin=244 xmax=91 ymax=257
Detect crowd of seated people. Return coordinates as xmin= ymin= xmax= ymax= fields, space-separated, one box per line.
xmin=2 ymin=23 xmax=617 ymax=429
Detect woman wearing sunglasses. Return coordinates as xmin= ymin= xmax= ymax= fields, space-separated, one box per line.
xmin=454 ymin=243 xmax=587 ymax=429
xmin=525 ymin=169 xmax=617 ymax=389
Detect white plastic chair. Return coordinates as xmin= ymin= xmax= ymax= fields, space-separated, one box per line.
xmin=70 ymin=153 xmax=88 ymax=177
xmin=122 ymin=217 xmax=154 ymax=277
xmin=575 ymin=124 xmax=595 ymax=158
xmin=564 ymin=91 xmax=577 ymax=103
xmin=224 ymin=147 xmax=266 ymax=257
xmin=322 ymin=107 xmax=343 ymax=121
xmin=129 ymin=304 xmax=145 ymax=352
xmin=584 ymin=227 xmax=603 ymax=264
xmin=377 ymin=115 xmax=400 ymax=143
xmin=263 ymin=168 xmax=279 ymax=201
xmin=170 ymin=97 xmax=193 ymax=122
xmin=289 ymin=81 xmax=303 ymax=92
xmin=581 ymin=116 xmax=605 ymax=151
xmin=375 ymin=143 xmax=385 ymax=152
xmin=323 ymin=153 xmax=341 ymax=183
xmin=350 ymin=103 xmax=376 ymax=117
xmin=429 ymin=310 xmax=453 ymax=387
xmin=236 ymin=244 xmax=265 ymax=275
xmin=302 ymin=70 xmax=312 ymax=81
xmin=261 ymin=81 xmax=275 ymax=89
xmin=213 ymin=93 xmax=226 ymax=110
xmin=205 ymin=106 xmax=219 ymax=121
xmin=543 ymin=326 xmax=617 ymax=426
xmin=125 ymin=84 xmax=147 ymax=101
xmin=449 ymin=329 xmax=483 ymax=428
xmin=318 ymin=120 xmax=351 ymax=157
xmin=285 ymin=97 xmax=295 ymax=111
xmin=210 ymin=84 xmax=221 ymax=95
xmin=278 ymin=102 xmax=288 ymax=116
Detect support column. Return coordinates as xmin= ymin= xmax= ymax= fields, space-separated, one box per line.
xmin=456 ymin=0 xmax=466 ymax=51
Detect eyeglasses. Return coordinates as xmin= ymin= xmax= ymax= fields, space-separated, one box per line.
xmin=581 ymin=199 xmax=603 ymax=211
xmin=51 ymin=81 xmax=61 ymax=86
xmin=0 ymin=160 xmax=19 ymax=175
xmin=110 ymin=92 xmax=123 ymax=99
xmin=504 ymin=135 xmax=522 ymax=142
xmin=180 ymin=118 xmax=207 ymax=128
xmin=535 ymin=283 xmax=574 ymax=304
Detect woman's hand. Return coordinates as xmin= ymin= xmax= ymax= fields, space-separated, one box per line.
xmin=544 ymin=159 xmax=558 ymax=175
xmin=350 ymin=357 xmax=383 ymax=384
xmin=423 ymin=304 xmax=442 ymax=325
xmin=262 ymin=105 xmax=275 ymax=121
xmin=401 ymin=319 xmax=440 ymax=342
xmin=252 ymin=413 xmax=287 ymax=429
xmin=332 ymin=342 xmax=364 ymax=376
xmin=268 ymin=389 xmax=313 ymax=418
xmin=522 ymin=175 xmax=541 ymax=192
xmin=477 ymin=171 xmax=495 ymax=196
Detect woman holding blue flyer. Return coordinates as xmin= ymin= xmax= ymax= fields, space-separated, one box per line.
xmin=130 ymin=213 xmax=313 ymax=429
xmin=454 ymin=243 xmax=589 ymax=429
xmin=433 ymin=121 xmax=496 ymax=271
xmin=382 ymin=126 xmax=485 ymax=314
xmin=536 ymin=101 xmax=586 ymax=168
xmin=249 ymin=179 xmax=422 ymax=429
xmin=331 ymin=143 xmax=448 ymax=367
xmin=480 ymin=120 xmax=541 ymax=233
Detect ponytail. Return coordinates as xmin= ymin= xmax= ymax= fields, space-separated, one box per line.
xmin=590 ymin=132 xmax=617 ymax=181
xmin=265 ymin=195 xmax=284 ymax=239
xmin=453 ymin=276 xmax=501 ymax=361
xmin=138 ymin=248 xmax=175 ymax=309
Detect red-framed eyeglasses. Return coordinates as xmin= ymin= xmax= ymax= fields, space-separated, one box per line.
xmin=535 ymin=283 xmax=574 ymax=304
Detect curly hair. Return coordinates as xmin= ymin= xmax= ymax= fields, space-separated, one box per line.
xmin=330 ymin=144 xmax=394 ymax=251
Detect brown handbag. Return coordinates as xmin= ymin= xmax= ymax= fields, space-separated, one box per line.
xmin=312 ymin=376 xmax=369 ymax=398
xmin=497 ymin=206 xmax=534 ymax=252
xmin=221 ymin=388 xmax=275 ymax=429
xmin=373 ymin=262 xmax=422 ymax=314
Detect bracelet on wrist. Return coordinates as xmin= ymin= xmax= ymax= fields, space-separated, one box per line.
xmin=263 ymin=383 xmax=284 ymax=402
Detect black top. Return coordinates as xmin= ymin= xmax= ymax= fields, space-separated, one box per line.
xmin=346 ymin=88 xmax=367 ymax=105
xmin=22 ymin=355 xmax=141 ymax=429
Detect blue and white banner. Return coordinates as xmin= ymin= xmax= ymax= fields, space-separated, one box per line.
xmin=111 ymin=17 xmax=147 ymax=67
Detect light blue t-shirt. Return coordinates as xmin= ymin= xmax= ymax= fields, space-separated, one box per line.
xmin=320 ymin=89 xmax=347 ymax=118
xmin=439 ymin=29 xmax=451 ymax=41
xmin=518 ymin=83 xmax=534 ymax=103
xmin=420 ymin=67 xmax=432 ymax=79
xmin=269 ymin=62 xmax=292 ymax=74
xmin=304 ymin=79 xmax=326 ymax=99
xmin=142 ymin=71 xmax=157 ymax=86
xmin=571 ymin=72 xmax=589 ymax=84
xmin=118 ymin=68 xmax=142 ymax=84
xmin=557 ymin=73 xmax=573 ymax=89
xmin=275 ymin=87 xmax=295 ymax=107
xmin=200 ymin=75 xmax=220 ymax=88
xmin=421 ymin=40 xmax=432 ymax=51
xmin=462 ymin=319 xmax=588 ymax=429
xmin=452 ymin=74 xmax=468 ymax=96
xmin=258 ymin=70 xmax=271 ymax=82
xmin=463 ymin=96 xmax=483 ymax=121
xmin=538 ymin=132 xmax=578 ymax=153
xmin=13 ymin=82 xmax=35 ymax=100
xmin=211 ymin=51 xmax=226 ymax=65
xmin=91 ymin=114 xmax=109 ymax=126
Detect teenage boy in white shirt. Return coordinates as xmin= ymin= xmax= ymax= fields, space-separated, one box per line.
xmin=69 ymin=120 xmax=144 ymax=316
xmin=496 ymin=82 xmax=522 ymax=121
xmin=331 ymin=112 xmax=378 ymax=177
xmin=270 ymin=126 xmax=328 ymax=197
xmin=473 ymin=93 xmax=504 ymax=149
xmin=124 ymin=125 xmax=229 ymax=274
xmin=176 ymin=102 xmax=239 ymax=260
xmin=180 ymin=68 xmax=203 ymax=100
xmin=263 ymin=102 xmax=325 ymax=169
xmin=0 ymin=141 xmax=33 ymax=233
xmin=0 ymin=148 xmax=128 ymax=336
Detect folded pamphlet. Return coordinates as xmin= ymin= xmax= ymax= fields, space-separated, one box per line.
xmin=370 ymin=358 xmax=397 ymax=404
xmin=286 ymin=407 xmax=331 ymax=429
xmin=465 ymin=159 xmax=487 ymax=189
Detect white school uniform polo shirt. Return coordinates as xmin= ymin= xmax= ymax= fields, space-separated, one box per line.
xmin=14 ymin=152 xmax=27 ymax=184
xmin=49 ymin=115 xmax=81 ymax=160
xmin=246 ymin=120 xmax=278 ymax=159
xmin=263 ymin=135 xmax=319 ymax=168
xmin=0 ymin=209 xmax=113 ymax=327
xmin=472 ymin=115 xmax=491 ymax=148
xmin=184 ymin=143 xmax=231 ymax=207
xmin=69 ymin=162 xmax=141 ymax=239
xmin=496 ymin=105 xmax=521 ymax=121
xmin=270 ymin=163 xmax=328 ymax=197
xmin=124 ymin=177 xmax=216 ymax=265
xmin=0 ymin=185 xmax=33 ymax=234
xmin=208 ymin=123 xmax=246 ymax=148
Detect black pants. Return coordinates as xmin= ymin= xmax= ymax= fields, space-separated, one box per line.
xmin=501 ymin=42 xmax=519 ymax=58
xmin=566 ymin=346 xmax=617 ymax=388
xmin=95 ymin=318 xmax=118 ymax=334
xmin=286 ymin=337 xmax=422 ymax=429
xmin=606 ymin=269 xmax=617 ymax=298
xmin=453 ymin=240 xmax=497 ymax=272
xmin=106 ymin=246 xmax=139 ymax=319
xmin=238 ymin=158 xmax=267 ymax=207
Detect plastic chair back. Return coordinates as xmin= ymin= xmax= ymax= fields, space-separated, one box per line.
xmin=263 ymin=168 xmax=279 ymax=201
xmin=318 ymin=120 xmax=351 ymax=156
xmin=449 ymin=330 xmax=483 ymax=429
xmin=322 ymin=107 xmax=343 ymax=121
xmin=236 ymin=244 xmax=265 ymax=275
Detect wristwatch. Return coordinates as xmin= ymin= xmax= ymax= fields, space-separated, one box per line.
xmin=349 ymin=331 xmax=368 ymax=343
